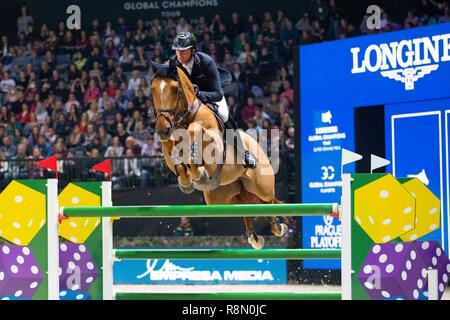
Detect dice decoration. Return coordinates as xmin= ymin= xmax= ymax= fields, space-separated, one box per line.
xmin=399 ymin=179 xmax=440 ymax=241
xmin=58 ymin=184 xmax=101 ymax=244
xmin=0 ymin=181 xmax=46 ymax=246
xmin=59 ymin=290 xmax=91 ymax=300
xmin=358 ymin=241 xmax=450 ymax=300
xmin=0 ymin=244 xmax=44 ymax=299
xmin=354 ymin=175 xmax=416 ymax=243
xmin=59 ymin=241 xmax=98 ymax=292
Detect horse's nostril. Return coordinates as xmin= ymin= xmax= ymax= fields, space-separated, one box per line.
xmin=164 ymin=127 xmax=170 ymax=136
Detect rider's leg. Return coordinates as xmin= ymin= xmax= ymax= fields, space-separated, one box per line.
xmin=216 ymin=97 xmax=257 ymax=169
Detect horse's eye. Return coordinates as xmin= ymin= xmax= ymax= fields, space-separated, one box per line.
xmin=172 ymin=87 xmax=179 ymax=94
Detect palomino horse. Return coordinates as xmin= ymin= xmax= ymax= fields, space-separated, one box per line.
xmin=149 ymin=61 xmax=288 ymax=249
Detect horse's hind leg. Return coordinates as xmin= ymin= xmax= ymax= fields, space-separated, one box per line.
xmin=269 ymin=216 xmax=289 ymax=237
xmin=238 ymin=188 xmax=266 ymax=250
xmin=244 ymin=217 xmax=265 ymax=250
xmin=269 ymin=199 xmax=289 ymax=237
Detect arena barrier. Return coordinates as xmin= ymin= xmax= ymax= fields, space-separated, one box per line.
xmin=0 ymin=174 xmax=447 ymax=300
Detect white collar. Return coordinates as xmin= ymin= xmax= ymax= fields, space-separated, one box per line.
xmin=182 ymin=57 xmax=194 ymax=75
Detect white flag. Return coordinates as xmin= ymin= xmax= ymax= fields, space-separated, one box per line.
xmin=341 ymin=148 xmax=362 ymax=166
xmin=370 ymin=154 xmax=390 ymax=172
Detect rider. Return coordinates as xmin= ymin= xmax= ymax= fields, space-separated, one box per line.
xmin=170 ymin=31 xmax=257 ymax=169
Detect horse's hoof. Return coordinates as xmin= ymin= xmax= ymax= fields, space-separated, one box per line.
xmin=248 ymin=235 xmax=265 ymax=250
xmin=178 ymin=178 xmax=194 ymax=194
xmin=272 ymin=223 xmax=288 ymax=237
xmin=179 ymin=183 xmax=195 ymax=194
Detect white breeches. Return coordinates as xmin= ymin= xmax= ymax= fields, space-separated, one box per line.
xmin=216 ymin=96 xmax=229 ymax=122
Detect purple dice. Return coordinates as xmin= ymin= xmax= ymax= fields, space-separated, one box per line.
xmin=358 ymin=241 xmax=450 ymax=300
xmin=59 ymin=241 xmax=98 ymax=292
xmin=0 ymin=244 xmax=44 ymax=299
xmin=419 ymin=241 xmax=450 ymax=299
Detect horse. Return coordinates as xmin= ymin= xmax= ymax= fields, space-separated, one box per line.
xmin=149 ymin=61 xmax=289 ymax=249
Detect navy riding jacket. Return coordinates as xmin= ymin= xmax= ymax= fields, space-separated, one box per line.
xmin=172 ymin=52 xmax=226 ymax=104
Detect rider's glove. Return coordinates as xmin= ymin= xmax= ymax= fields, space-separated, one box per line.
xmin=192 ymin=84 xmax=199 ymax=95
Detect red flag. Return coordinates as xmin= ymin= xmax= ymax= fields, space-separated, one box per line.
xmin=92 ymin=160 xmax=112 ymax=181
xmin=36 ymin=155 xmax=58 ymax=171
xmin=36 ymin=155 xmax=58 ymax=179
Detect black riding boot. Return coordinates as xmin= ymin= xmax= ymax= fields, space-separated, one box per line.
xmin=224 ymin=117 xmax=257 ymax=169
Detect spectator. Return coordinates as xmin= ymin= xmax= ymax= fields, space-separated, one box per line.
xmin=83 ymin=123 xmax=97 ymax=148
xmin=141 ymin=136 xmax=159 ymax=156
xmin=116 ymin=122 xmax=129 ymax=146
xmin=84 ymin=79 xmax=101 ymax=105
xmin=54 ymin=114 xmax=71 ymax=138
xmin=64 ymin=93 xmax=80 ymax=114
xmin=105 ymin=78 xmax=118 ymax=98
xmin=66 ymin=124 xmax=84 ymax=150
xmin=123 ymin=148 xmax=149 ymax=188
xmin=125 ymin=136 xmax=142 ymax=156
xmin=10 ymin=143 xmax=28 ymax=179
xmin=128 ymin=70 xmax=141 ymax=93
xmin=12 ymin=128 xmax=23 ymax=145
xmin=173 ymin=217 xmax=194 ymax=236
xmin=280 ymin=80 xmax=294 ymax=104
xmin=17 ymin=6 xmax=34 ymax=36
xmin=404 ymin=10 xmax=419 ymax=28
xmin=103 ymin=40 xmax=119 ymax=61
xmin=0 ymin=72 xmax=16 ymax=102
xmin=102 ymin=99 xmax=117 ymax=129
xmin=133 ymin=120 xmax=150 ymax=143
xmin=98 ymin=125 xmax=112 ymax=149
xmin=104 ymin=136 xmax=124 ymax=158
xmin=28 ymin=147 xmax=44 ymax=178
xmin=1 ymin=136 xmax=17 ymax=158
xmin=36 ymin=135 xmax=52 ymax=157
xmin=17 ymin=103 xmax=32 ymax=124
xmin=241 ymin=96 xmax=257 ymax=124
xmin=439 ymin=6 xmax=450 ymax=23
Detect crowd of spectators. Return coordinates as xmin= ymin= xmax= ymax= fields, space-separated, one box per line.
xmin=0 ymin=0 xmax=448 ymax=187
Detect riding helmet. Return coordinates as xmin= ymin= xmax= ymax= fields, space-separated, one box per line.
xmin=172 ymin=32 xmax=197 ymax=50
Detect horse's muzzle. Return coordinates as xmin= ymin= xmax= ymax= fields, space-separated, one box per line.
xmin=158 ymin=127 xmax=172 ymax=141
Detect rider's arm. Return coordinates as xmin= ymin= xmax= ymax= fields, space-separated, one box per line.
xmin=196 ymin=58 xmax=224 ymax=103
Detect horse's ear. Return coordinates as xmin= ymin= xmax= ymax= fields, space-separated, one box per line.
xmin=148 ymin=57 xmax=163 ymax=74
xmin=176 ymin=66 xmax=196 ymax=105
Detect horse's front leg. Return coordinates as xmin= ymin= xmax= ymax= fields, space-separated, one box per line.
xmin=170 ymin=148 xmax=195 ymax=194
xmin=185 ymin=122 xmax=210 ymax=184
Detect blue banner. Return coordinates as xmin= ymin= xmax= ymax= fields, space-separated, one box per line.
xmin=113 ymin=254 xmax=287 ymax=285
xmin=300 ymin=23 xmax=450 ymax=269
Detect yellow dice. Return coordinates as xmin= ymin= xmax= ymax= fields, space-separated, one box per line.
xmin=59 ymin=184 xmax=101 ymax=243
xmin=400 ymin=178 xmax=440 ymax=241
xmin=355 ymin=174 xmax=416 ymax=243
xmin=0 ymin=181 xmax=46 ymax=245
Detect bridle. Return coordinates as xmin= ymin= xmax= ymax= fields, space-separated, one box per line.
xmin=154 ymin=79 xmax=201 ymax=131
